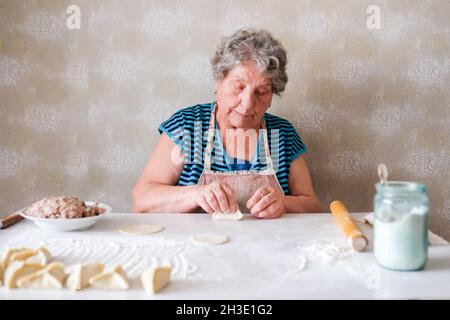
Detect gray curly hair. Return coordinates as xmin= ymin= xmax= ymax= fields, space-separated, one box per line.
xmin=211 ymin=28 xmax=288 ymax=96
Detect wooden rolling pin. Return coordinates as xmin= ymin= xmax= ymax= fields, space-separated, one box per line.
xmin=0 ymin=211 xmax=24 ymax=229
xmin=330 ymin=201 xmax=368 ymax=252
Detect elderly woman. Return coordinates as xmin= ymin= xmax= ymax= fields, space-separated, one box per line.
xmin=132 ymin=28 xmax=321 ymax=218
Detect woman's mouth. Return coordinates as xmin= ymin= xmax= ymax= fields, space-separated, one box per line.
xmin=233 ymin=110 xmax=254 ymax=118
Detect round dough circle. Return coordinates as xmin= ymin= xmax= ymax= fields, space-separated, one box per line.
xmin=191 ymin=233 xmax=229 ymax=246
xmin=119 ymin=224 xmax=164 ymax=235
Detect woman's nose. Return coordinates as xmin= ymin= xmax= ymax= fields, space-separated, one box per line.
xmin=240 ymin=90 xmax=256 ymax=114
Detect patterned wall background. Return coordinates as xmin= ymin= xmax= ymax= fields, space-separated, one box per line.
xmin=0 ymin=0 xmax=449 ymax=239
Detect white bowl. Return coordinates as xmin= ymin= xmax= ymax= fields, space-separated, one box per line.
xmin=20 ymin=202 xmax=111 ymax=232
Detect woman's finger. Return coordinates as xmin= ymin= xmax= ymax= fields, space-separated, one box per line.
xmin=247 ymin=186 xmax=271 ymax=210
xmin=211 ymin=184 xmax=230 ymax=212
xmin=250 ymin=192 xmax=276 ymax=215
xmin=256 ymin=201 xmax=282 ymax=219
xmin=221 ymin=183 xmax=238 ymax=212
xmin=205 ymin=190 xmax=221 ymax=212
xmin=198 ymin=196 xmax=214 ymax=214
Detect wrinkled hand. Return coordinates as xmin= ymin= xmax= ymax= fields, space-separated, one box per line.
xmin=195 ymin=181 xmax=238 ymax=214
xmin=246 ymin=185 xmax=285 ymax=219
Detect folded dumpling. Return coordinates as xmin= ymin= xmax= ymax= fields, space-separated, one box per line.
xmin=17 ymin=262 xmax=66 ymax=289
xmin=9 ymin=249 xmax=36 ymax=262
xmin=10 ymin=246 xmax=52 ymax=267
xmin=89 ymin=265 xmax=129 ymax=290
xmin=0 ymin=263 xmax=3 ymax=286
xmin=66 ymin=263 xmax=104 ymax=291
xmin=140 ymin=266 xmax=171 ymax=294
xmin=4 ymin=261 xmax=43 ymax=288
xmin=212 ymin=210 xmax=243 ymax=221
xmin=1 ymin=247 xmax=27 ymax=269
xmin=2 ymin=246 xmax=52 ymax=270
xmin=25 ymin=246 xmax=51 ymax=266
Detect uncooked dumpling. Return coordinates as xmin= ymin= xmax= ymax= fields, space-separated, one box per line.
xmin=191 ymin=233 xmax=229 ymax=245
xmin=66 ymin=263 xmax=104 ymax=291
xmin=34 ymin=246 xmax=51 ymax=263
xmin=140 ymin=266 xmax=171 ymax=294
xmin=89 ymin=265 xmax=129 ymax=290
xmin=10 ymin=246 xmax=51 ymax=267
xmin=119 ymin=224 xmax=164 ymax=235
xmin=212 ymin=210 xmax=243 ymax=221
xmin=1 ymin=247 xmax=27 ymax=269
xmin=17 ymin=262 xmax=66 ymax=289
xmin=9 ymin=249 xmax=36 ymax=262
xmin=24 ymin=248 xmax=52 ymax=266
xmin=0 ymin=264 xmax=3 ymax=286
xmin=3 ymin=261 xmax=43 ymax=288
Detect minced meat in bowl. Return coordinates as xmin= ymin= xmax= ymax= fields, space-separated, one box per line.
xmin=24 ymin=196 xmax=106 ymax=219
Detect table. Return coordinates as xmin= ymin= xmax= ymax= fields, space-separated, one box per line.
xmin=1 ymin=213 xmax=449 ymax=300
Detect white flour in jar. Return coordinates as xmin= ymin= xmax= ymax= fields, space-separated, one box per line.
xmin=374 ymin=206 xmax=428 ymax=270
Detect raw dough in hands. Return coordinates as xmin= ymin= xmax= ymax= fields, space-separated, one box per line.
xmin=212 ymin=209 xmax=243 ymax=221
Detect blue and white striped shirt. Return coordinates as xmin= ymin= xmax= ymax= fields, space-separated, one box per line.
xmin=158 ymin=102 xmax=307 ymax=195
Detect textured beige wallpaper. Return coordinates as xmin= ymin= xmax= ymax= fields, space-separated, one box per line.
xmin=0 ymin=0 xmax=449 ymax=239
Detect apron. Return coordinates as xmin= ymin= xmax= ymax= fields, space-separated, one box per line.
xmin=197 ymin=103 xmax=284 ymax=213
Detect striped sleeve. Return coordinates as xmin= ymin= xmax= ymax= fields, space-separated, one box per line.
xmin=289 ymin=125 xmax=308 ymax=161
xmin=158 ymin=110 xmax=185 ymax=152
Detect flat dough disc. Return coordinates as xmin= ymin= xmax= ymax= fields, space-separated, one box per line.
xmin=191 ymin=233 xmax=229 ymax=246
xmin=119 ymin=224 xmax=164 ymax=235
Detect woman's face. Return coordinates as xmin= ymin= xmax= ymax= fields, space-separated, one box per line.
xmin=215 ymin=61 xmax=273 ymax=129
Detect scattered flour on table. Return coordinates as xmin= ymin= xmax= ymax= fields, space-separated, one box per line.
xmin=0 ymin=230 xmax=200 ymax=280
xmin=300 ymin=240 xmax=354 ymax=266
xmin=293 ymin=240 xmax=368 ymax=277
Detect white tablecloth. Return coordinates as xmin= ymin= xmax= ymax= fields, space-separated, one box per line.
xmin=1 ymin=212 xmax=449 ymax=300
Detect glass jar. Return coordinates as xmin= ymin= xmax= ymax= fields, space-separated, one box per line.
xmin=374 ymin=181 xmax=429 ymax=271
